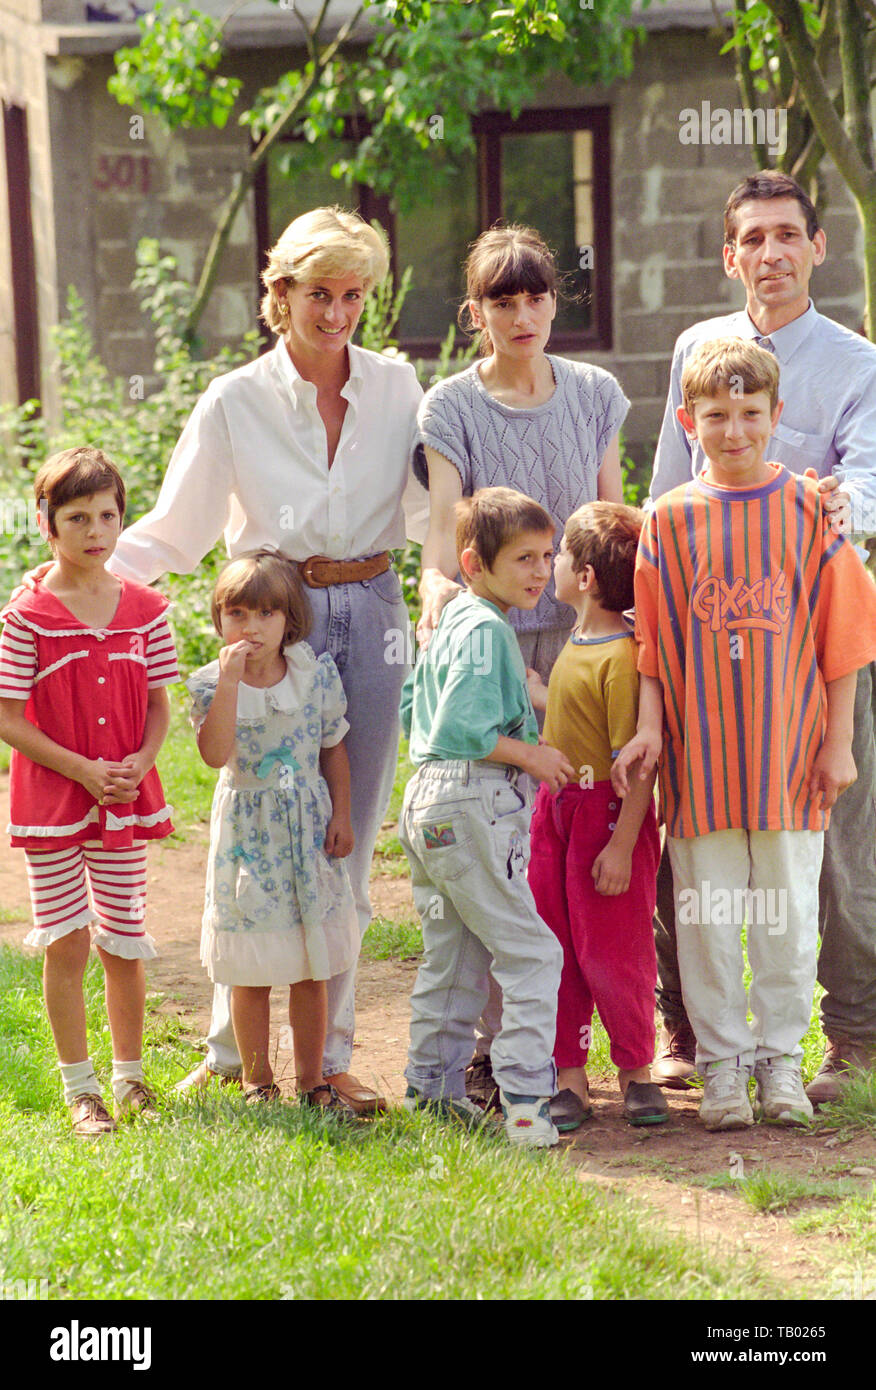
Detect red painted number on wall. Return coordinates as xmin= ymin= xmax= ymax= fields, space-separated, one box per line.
xmin=93 ymin=155 xmax=151 ymax=194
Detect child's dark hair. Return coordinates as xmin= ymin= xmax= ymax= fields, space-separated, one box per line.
xmin=564 ymin=501 xmax=645 ymax=613
xmin=33 ymin=446 xmax=126 ymax=535
xmin=458 ymin=224 xmax=559 ymax=355
xmin=212 ymin=550 xmax=312 ymax=647
xmin=456 ymin=487 xmax=554 ymax=572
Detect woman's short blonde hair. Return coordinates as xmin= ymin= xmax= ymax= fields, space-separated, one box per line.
xmin=260 ymin=206 xmax=390 ymax=334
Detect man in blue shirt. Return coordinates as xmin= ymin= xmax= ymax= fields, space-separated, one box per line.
xmin=649 ymin=171 xmax=876 ymax=1103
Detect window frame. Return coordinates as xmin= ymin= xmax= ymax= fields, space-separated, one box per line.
xmin=254 ymin=104 xmax=612 ymax=356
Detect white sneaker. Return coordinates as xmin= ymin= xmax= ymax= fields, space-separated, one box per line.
xmin=499 ymin=1090 xmax=559 ymax=1148
xmin=754 ymin=1056 xmax=813 ymax=1126
xmin=699 ymin=1059 xmax=754 ymax=1131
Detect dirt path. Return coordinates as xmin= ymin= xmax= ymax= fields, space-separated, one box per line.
xmin=1 ymin=770 xmax=874 ymax=1298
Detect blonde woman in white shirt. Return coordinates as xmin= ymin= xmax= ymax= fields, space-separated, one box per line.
xmin=108 ymin=208 xmax=427 ymax=1112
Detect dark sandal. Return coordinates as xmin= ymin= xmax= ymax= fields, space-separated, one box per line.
xmin=623 ymin=1080 xmax=670 ymax=1126
xmin=244 ymin=1082 xmax=282 ymax=1105
xmin=550 ymin=1087 xmax=593 ymax=1132
xmin=299 ymin=1083 xmax=358 ymax=1116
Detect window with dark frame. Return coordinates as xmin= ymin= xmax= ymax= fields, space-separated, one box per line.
xmin=254 ymin=106 xmax=611 ymax=355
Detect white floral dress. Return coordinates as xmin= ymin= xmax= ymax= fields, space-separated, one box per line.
xmin=186 ymin=644 xmax=358 ymax=986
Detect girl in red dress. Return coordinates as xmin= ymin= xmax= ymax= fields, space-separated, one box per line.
xmin=0 ymin=447 xmax=177 ymax=1136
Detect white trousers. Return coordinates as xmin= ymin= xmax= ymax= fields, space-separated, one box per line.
xmin=667 ymin=828 xmax=823 ymax=1069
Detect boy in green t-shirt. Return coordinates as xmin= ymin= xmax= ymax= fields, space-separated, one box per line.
xmin=400 ymin=487 xmax=574 ymax=1147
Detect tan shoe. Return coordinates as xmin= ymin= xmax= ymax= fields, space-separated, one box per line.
xmin=806 ymin=1037 xmax=876 ymax=1106
xmin=174 ymin=1061 xmax=241 ymax=1094
xmin=116 ymin=1080 xmax=159 ymax=1121
xmin=652 ymin=1019 xmax=699 ymax=1089
xmin=323 ymin=1072 xmax=386 ymax=1115
xmin=69 ymin=1093 xmax=117 ymax=1137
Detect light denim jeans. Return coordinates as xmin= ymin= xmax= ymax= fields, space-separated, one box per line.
xmin=473 ymin=624 xmax=570 ymax=1058
xmin=401 ymin=760 xmax=561 ymax=1099
xmin=205 ymin=566 xmax=411 ymax=1078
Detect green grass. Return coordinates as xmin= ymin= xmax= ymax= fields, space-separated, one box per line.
xmin=0 ymin=906 xmax=28 ymax=924
xmin=154 ymin=687 xmax=217 ymax=832
xmin=361 ymin=915 xmax=423 ymax=961
xmin=0 ymin=943 xmax=774 ymax=1301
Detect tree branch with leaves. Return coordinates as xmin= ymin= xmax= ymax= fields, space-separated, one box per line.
xmin=108 ymin=0 xmax=645 ymax=342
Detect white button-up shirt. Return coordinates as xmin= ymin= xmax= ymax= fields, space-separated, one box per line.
xmin=111 ymin=339 xmax=428 ymax=584
xmin=651 ymin=301 xmax=876 ymax=538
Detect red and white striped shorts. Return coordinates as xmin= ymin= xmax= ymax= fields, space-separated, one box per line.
xmin=24 ymin=841 xmax=149 ymax=946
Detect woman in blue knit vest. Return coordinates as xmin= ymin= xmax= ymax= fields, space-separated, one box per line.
xmin=412 ymin=223 xmax=630 ymax=1111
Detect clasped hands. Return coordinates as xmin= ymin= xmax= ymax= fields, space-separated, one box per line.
xmin=79 ymin=752 xmax=151 ymax=806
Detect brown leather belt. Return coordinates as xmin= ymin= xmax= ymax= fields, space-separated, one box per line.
xmin=298 ymin=551 xmax=391 ymax=588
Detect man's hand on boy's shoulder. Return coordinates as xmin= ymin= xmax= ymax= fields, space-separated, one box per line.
xmin=806 ymin=468 xmax=852 ymax=534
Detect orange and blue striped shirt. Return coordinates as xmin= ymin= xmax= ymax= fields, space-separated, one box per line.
xmin=635 ymin=464 xmax=876 ymax=837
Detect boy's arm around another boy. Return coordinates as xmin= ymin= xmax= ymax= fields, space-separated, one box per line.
xmin=484 ymin=734 xmax=574 ymax=795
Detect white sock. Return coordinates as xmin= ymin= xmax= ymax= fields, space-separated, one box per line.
xmin=111 ymin=1059 xmax=144 ymax=1105
xmin=59 ymin=1060 xmax=102 ymax=1106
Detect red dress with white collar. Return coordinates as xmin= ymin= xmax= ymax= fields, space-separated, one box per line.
xmin=0 ymin=580 xmax=176 ymax=850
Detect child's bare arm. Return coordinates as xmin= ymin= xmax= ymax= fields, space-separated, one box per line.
xmin=611 ymin=674 xmax=664 ymax=796
xmin=196 ymin=642 xmax=250 ymax=768
xmin=484 ymin=735 xmax=575 ymax=794
xmin=525 ymin=667 xmax=548 ymax=713
xmin=592 ymin=766 xmax=657 ymax=896
xmin=809 ymin=670 xmax=858 ymax=810
xmin=0 ymin=697 xmax=121 ymax=803
xmin=320 ymin=740 xmax=354 ymax=857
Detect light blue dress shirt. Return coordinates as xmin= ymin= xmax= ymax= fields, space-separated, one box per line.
xmin=650 ymin=301 xmax=876 ymax=538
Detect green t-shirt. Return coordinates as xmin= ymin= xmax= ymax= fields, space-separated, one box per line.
xmin=401 ymin=591 xmax=539 ymax=765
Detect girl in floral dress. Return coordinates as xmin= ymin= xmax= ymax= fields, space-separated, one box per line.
xmin=187 ymin=551 xmax=358 ymax=1110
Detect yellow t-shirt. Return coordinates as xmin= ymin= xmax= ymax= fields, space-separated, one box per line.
xmin=543 ymin=630 xmax=639 ymax=783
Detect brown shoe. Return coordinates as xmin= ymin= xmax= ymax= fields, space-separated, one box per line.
xmin=464 ymin=1054 xmax=502 ymax=1112
xmin=652 ymin=1019 xmax=699 ymax=1089
xmin=323 ymin=1073 xmax=387 ymax=1115
xmin=174 ymin=1062 xmax=241 ymax=1094
xmin=806 ymin=1037 xmax=876 ymax=1106
xmin=69 ymin=1093 xmax=117 ymax=1137
xmin=116 ymin=1080 xmax=159 ymax=1121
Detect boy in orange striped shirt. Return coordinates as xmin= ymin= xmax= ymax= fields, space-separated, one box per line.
xmin=613 ymin=338 xmax=876 ymax=1130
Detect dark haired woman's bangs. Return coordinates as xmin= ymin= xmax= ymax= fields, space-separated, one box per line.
xmin=482 ymin=247 xmax=553 ymax=300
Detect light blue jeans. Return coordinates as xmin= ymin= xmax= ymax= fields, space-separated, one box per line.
xmin=206 ymin=566 xmax=411 ymax=1077
xmin=400 ymin=760 xmax=561 ymax=1099
xmin=474 ymin=624 xmax=570 ymax=1056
